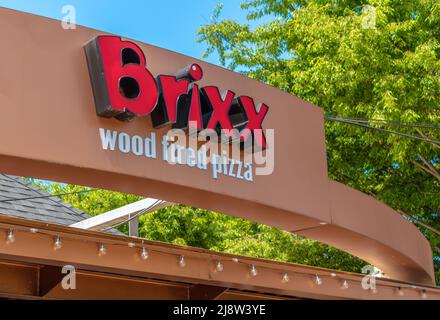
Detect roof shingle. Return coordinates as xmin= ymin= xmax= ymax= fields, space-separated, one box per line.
xmin=0 ymin=174 xmax=123 ymax=235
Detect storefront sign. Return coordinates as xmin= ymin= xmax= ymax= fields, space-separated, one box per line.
xmin=85 ymin=36 xmax=269 ymax=150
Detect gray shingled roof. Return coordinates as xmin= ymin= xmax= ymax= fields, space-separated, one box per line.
xmin=0 ymin=174 xmax=123 ymax=235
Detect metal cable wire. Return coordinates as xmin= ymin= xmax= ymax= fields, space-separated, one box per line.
xmin=325 ymin=116 xmax=440 ymax=146
xmin=0 ymin=189 xmax=96 ymax=203
xmin=325 ymin=116 xmax=440 ymax=130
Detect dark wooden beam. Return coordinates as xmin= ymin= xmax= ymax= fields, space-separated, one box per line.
xmin=0 ymin=261 xmax=38 ymax=298
xmin=38 ymin=265 xmax=64 ymax=297
xmin=188 ymin=284 xmax=228 ymax=300
xmin=0 ymin=259 xmax=291 ymax=300
xmin=46 ymin=271 xmax=190 ymax=299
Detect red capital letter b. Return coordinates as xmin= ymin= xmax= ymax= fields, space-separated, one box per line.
xmin=85 ymin=36 xmax=159 ymax=120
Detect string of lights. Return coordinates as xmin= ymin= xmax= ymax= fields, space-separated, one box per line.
xmin=1 ymin=224 xmax=436 ymax=299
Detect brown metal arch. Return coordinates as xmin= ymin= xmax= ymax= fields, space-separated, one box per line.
xmin=0 ymin=7 xmax=434 ymax=285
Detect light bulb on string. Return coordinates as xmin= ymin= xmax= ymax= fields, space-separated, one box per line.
xmin=282 ymin=272 xmax=290 ymax=283
xmin=215 ymin=260 xmax=224 ymax=272
xmin=341 ymin=280 xmax=349 ymax=289
xmin=54 ymin=235 xmax=62 ymax=250
xmin=98 ymin=243 xmax=107 ymax=256
xmin=6 ymin=229 xmax=15 ymax=244
xmin=179 ymin=255 xmax=186 ymax=268
xmin=396 ymin=287 xmax=404 ymax=297
xmin=140 ymin=247 xmax=149 ymax=260
xmin=249 ymin=264 xmax=258 ymax=277
xmin=420 ymin=289 xmax=427 ymax=299
xmin=315 ymin=274 xmax=323 ymax=286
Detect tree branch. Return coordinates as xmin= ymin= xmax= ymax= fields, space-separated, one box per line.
xmin=418 ymin=154 xmax=440 ymax=176
xmin=412 ymin=159 xmax=439 ymax=180
xmin=398 ymin=209 xmax=440 ymax=237
xmin=421 ymin=156 xmax=440 ymax=181
xmin=412 ymin=157 xmax=440 ymax=182
xmin=416 ymin=128 xmax=440 ymax=150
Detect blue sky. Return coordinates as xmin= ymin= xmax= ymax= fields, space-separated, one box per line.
xmin=0 ymin=0 xmax=260 ymax=65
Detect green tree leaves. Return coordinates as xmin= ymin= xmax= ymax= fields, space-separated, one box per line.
xmin=197 ymin=0 xmax=439 ymax=283
xmin=34 ymin=181 xmax=366 ymax=273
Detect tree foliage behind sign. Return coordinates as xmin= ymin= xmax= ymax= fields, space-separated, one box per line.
xmin=197 ymin=0 xmax=440 ymax=283
xmin=36 ymin=182 xmax=366 ymax=273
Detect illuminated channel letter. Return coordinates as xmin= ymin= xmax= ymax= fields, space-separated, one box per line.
xmin=201 ymin=86 xmax=235 ymax=134
xmin=85 ymin=36 xmax=159 ymax=120
xmin=236 ymin=96 xmax=269 ymax=149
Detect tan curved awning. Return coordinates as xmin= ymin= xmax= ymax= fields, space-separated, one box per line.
xmin=0 ymin=7 xmax=435 ymax=286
